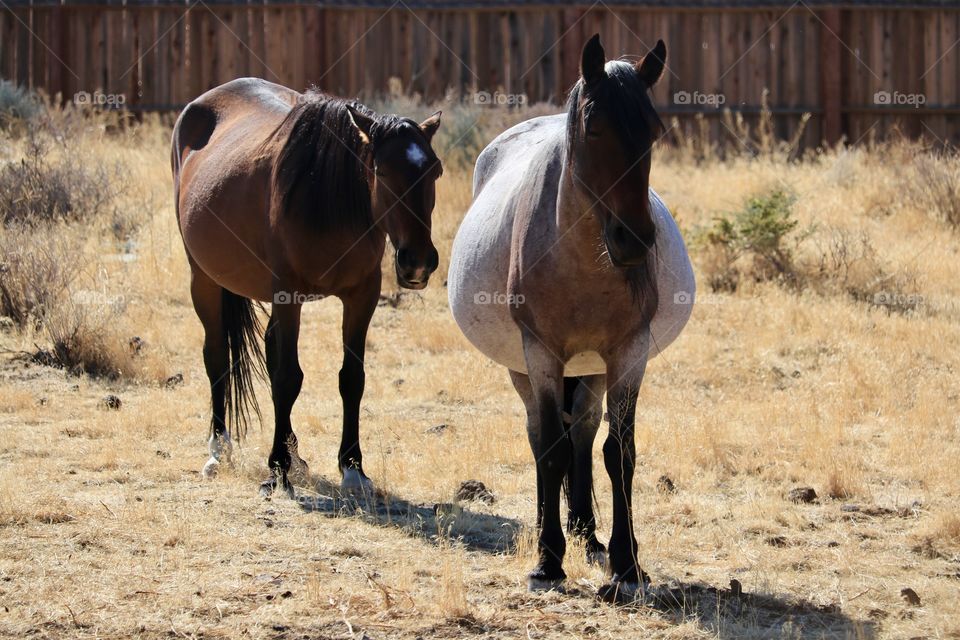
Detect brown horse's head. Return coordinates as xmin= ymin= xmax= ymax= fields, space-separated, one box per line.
xmin=566 ymin=34 xmax=666 ymax=268
xmin=347 ymin=106 xmax=443 ymax=290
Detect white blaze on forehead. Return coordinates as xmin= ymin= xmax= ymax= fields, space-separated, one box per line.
xmin=406 ymin=142 xmax=428 ymax=168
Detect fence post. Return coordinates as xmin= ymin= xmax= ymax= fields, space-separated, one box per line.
xmin=819 ymin=7 xmax=843 ymax=146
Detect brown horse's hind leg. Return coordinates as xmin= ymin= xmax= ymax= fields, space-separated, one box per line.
xmin=190 ymin=267 xmax=231 ymax=478
xmin=337 ymin=275 xmax=380 ymax=494
xmin=562 ymin=375 xmax=607 ymax=567
xmin=260 ymin=301 xmax=304 ymax=499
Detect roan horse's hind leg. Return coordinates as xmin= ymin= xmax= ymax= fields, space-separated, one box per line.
xmin=260 ymin=301 xmax=305 ymax=498
xmin=562 ymin=375 xmax=607 ymax=567
xmin=190 ymin=268 xmax=231 ymax=478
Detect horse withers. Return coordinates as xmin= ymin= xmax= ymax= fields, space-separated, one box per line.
xmin=448 ymin=36 xmax=695 ymax=601
xmin=172 ymin=78 xmax=442 ymax=496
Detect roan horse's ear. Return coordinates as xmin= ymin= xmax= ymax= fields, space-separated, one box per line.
xmin=580 ymin=33 xmax=606 ymax=85
xmin=636 ymin=40 xmax=667 ymax=88
xmin=419 ymin=111 xmax=442 ymax=141
xmin=346 ymin=104 xmax=375 ymax=146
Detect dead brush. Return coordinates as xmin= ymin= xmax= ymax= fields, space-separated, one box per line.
xmin=908 ymin=152 xmax=960 ymax=230
xmin=801 ymin=229 xmax=919 ymax=313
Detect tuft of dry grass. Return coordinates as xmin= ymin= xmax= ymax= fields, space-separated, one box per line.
xmin=0 ymin=97 xmax=957 ymax=639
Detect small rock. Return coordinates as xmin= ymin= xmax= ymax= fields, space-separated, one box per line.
xmin=788 ymin=487 xmax=818 ymax=504
xmin=729 ymin=579 xmax=742 ymax=598
xmin=128 ymin=336 xmax=145 ymax=356
xmin=766 ymin=535 xmax=789 ymax=547
xmin=901 ymin=587 xmax=921 ymax=607
xmin=656 ymin=475 xmax=676 ymax=494
xmin=456 ymin=480 xmax=495 ymax=504
xmin=100 ymin=395 xmax=122 ymax=410
xmin=840 ymin=504 xmax=861 ymax=513
xmin=426 ymin=423 xmax=448 ymax=435
xmin=164 ymin=373 xmax=184 ymax=388
xmin=155 ymin=450 xmax=171 ymax=459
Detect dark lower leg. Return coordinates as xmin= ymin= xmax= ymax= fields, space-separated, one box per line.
xmin=263 ymin=307 xmax=303 ymax=494
xmin=563 ymin=376 xmax=604 ymax=555
xmin=337 ymin=285 xmax=377 ymax=480
xmin=531 ymin=397 xmax=571 ymax=583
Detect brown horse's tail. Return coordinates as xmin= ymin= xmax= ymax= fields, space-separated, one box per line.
xmin=221 ymin=289 xmax=267 ymax=441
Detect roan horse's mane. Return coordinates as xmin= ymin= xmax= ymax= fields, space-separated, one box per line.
xmin=266 ymin=90 xmax=423 ymax=232
xmin=564 ymin=59 xmax=664 ymax=310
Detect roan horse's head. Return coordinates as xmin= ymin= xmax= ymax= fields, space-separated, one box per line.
xmin=566 ymin=34 xmax=666 ymax=268
xmin=347 ymin=107 xmax=443 ymax=289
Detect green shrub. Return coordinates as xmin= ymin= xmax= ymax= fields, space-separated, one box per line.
xmin=698 ymin=189 xmax=799 ymax=291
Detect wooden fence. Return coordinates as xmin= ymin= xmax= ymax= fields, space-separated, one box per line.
xmin=1 ymin=1 xmax=959 ymax=147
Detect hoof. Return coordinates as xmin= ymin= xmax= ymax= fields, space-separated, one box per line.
xmin=340 ymin=467 xmax=374 ymax=495
xmin=259 ymin=477 xmax=294 ymax=499
xmin=527 ymin=576 xmax=565 ymax=592
xmin=598 ymin=581 xmax=645 ymax=604
xmin=201 ymin=457 xmax=221 ymax=479
xmin=598 ymin=574 xmax=650 ymax=605
xmin=586 ymin=548 xmax=607 ymax=568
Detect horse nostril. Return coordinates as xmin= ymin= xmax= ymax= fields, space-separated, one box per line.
xmin=427 ymin=248 xmax=439 ymax=272
xmin=396 ymin=248 xmax=412 ymax=270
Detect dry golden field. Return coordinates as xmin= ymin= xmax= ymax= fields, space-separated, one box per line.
xmin=0 ymin=103 xmax=959 ymax=639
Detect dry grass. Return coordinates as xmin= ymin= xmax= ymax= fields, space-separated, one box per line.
xmin=0 ymin=102 xmax=958 ymax=639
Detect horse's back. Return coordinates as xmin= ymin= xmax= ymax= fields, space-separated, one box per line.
xmin=173 ymin=78 xmax=299 ymax=300
xmin=451 ymin=115 xmax=567 ymax=373
xmin=450 ymin=114 xmax=695 ymax=376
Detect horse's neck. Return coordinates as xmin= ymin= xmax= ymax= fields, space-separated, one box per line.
xmin=554 ymin=159 xmax=603 ymax=263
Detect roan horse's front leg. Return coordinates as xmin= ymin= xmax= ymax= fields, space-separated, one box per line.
xmin=512 ymin=333 xmax=570 ymax=591
xmin=337 ymin=276 xmax=380 ymax=494
xmin=598 ymin=337 xmax=650 ymax=603
xmin=260 ymin=301 xmax=304 ymax=498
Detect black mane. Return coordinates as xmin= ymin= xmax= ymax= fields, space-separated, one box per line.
xmin=564 ymin=60 xmax=665 ymax=160
xmin=564 ymin=60 xmax=663 ymax=310
xmin=268 ymin=91 xmax=422 ymax=232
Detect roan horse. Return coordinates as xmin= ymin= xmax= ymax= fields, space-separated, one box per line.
xmin=448 ymin=36 xmax=695 ymax=600
xmin=172 ymin=78 xmax=442 ymax=496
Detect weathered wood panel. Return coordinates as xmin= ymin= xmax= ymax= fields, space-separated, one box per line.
xmin=0 ymin=3 xmax=959 ymax=147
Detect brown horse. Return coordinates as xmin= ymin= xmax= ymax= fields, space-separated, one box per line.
xmin=172 ymin=78 xmax=442 ymax=496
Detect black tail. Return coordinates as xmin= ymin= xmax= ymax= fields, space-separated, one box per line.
xmin=221 ymin=289 xmax=267 ymax=441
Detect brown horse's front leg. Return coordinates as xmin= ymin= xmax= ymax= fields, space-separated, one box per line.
xmin=337 ymin=274 xmax=381 ymax=494
xmin=261 ymin=300 xmax=303 ymax=499
xmin=598 ymin=336 xmax=650 ymax=603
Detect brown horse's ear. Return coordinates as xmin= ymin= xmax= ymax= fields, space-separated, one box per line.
xmin=581 ymin=33 xmax=606 ymax=85
xmin=346 ymin=104 xmax=375 ymax=146
xmin=636 ymin=40 xmax=667 ymax=88
xmin=419 ymin=111 xmax=442 ymax=141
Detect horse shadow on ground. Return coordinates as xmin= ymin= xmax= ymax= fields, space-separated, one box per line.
xmin=294 ymin=474 xmax=520 ymax=553
xmin=559 ymin=578 xmax=878 ymax=639
xmin=294 ymin=478 xmax=875 ymax=638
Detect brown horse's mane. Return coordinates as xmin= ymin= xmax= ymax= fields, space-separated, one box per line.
xmin=564 ymin=60 xmax=664 ymax=310
xmin=266 ymin=90 xmax=422 ymax=233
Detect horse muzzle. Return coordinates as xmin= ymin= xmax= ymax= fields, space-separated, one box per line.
xmin=395 ymin=246 xmax=439 ymax=290
xmin=604 ymin=221 xmax=654 ymax=268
